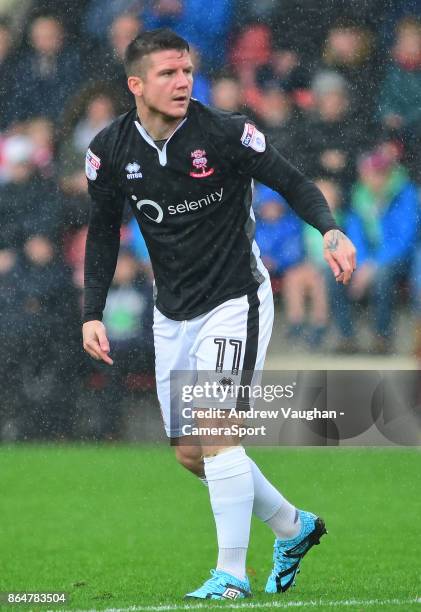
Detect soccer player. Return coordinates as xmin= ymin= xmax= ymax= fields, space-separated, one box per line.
xmin=82 ymin=29 xmax=356 ymax=600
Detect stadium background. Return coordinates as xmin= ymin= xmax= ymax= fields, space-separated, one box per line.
xmin=1 ymin=0 xmax=421 ymax=441
xmin=1 ymin=3 xmax=421 ymax=610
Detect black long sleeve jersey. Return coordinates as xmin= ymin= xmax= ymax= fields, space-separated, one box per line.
xmin=84 ymin=100 xmax=340 ymax=322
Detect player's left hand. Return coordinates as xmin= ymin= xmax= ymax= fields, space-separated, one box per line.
xmin=323 ymin=229 xmax=356 ymax=285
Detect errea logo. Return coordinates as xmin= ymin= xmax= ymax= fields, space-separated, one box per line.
xmin=125 ymin=161 xmax=143 ymax=179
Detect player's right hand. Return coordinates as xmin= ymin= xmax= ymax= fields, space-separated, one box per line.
xmin=82 ymin=320 xmax=113 ymax=365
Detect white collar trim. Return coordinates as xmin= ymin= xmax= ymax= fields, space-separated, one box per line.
xmin=134 ymin=117 xmax=187 ymax=166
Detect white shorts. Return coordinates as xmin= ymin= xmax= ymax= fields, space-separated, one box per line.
xmin=153 ymin=277 xmax=274 ymax=438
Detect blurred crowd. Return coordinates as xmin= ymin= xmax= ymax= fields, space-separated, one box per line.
xmin=1 ymin=0 xmax=421 ymax=439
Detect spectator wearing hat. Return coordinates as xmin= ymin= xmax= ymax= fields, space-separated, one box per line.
xmin=298 ymin=70 xmax=371 ymax=194
xmin=315 ymin=20 xmax=379 ymax=126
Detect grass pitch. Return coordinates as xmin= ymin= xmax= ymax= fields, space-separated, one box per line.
xmin=0 ymin=445 xmax=420 ymax=612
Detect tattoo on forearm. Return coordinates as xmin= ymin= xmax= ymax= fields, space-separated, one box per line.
xmin=326 ymin=230 xmax=345 ymax=252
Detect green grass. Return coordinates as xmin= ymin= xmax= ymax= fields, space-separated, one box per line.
xmin=0 ymin=445 xmax=420 ymax=611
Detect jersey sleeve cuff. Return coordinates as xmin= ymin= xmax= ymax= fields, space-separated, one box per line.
xmin=82 ymin=313 xmax=103 ymax=324
xmin=321 ymin=224 xmax=343 ymax=236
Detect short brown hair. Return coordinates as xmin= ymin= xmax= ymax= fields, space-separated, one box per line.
xmin=124 ymin=28 xmax=189 ymax=76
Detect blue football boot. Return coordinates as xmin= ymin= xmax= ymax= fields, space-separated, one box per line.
xmin=265 ymin=510 xmax=327 ymax=593
xmin=185 ymin=569 xmax=251 ymax=600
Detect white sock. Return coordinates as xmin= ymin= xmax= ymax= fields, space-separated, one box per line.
xmin=249 ymin=458 xmax=301 ymax=540
xmin=217 ymin=547 xmax=247 ymax=581
xmin=204 ymin=447 xmax=254 ymax=581
xmin=266 ymin=504 xmax=301 ymax=540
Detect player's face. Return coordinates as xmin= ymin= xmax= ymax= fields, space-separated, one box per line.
xmin=140 ymin=49 xmax=193 ymax=119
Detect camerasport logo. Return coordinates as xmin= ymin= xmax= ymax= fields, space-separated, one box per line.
xmin=189 ymin=149 xmax=214 ymax=178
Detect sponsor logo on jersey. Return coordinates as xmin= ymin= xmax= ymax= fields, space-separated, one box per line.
xmin=167 ymin=188 xmax=223 ymax=215
xmin=134 ymin=188 xmax=224 ymax=223
xmin=85 ymin=148 xmax=101 ymax=180
xmin=241 ymin=123 xmax=266 ymax=153
xmin=189 ymin=149 xmax=215 ymax=178
xmin=125 ymin=161 xmax=143 ymax=179
xmin=136 ymin=199 xmax=163 ymax=223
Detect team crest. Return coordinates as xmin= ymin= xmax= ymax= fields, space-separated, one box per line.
xmin=189 ymin=149 xmax=214 ymax=178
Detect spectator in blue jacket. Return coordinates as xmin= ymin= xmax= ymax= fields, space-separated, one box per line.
xmin=190 ymin=46 xmax=211 ymax=104
xmin=254 ymin=184 xmax=304 ymax=277
xmin=141 ymin=0 xmax=232 ymax=71
xmin=254 ymin=184 xmax=328 ymax=343
xmin=330 ymin=148 xmax=419 ymax=353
